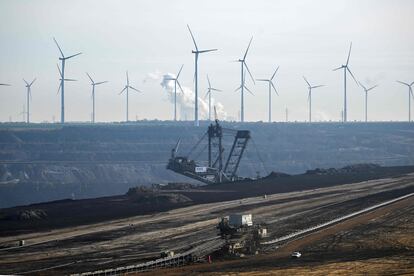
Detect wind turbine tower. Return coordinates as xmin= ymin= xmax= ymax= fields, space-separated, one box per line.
xmin=303 ymin=76 xmax=324 ymax=123
xmin=358 ymin=81 xmax=378 ymax=122
xmin=397 ymin=81 xmax=414 ymax=122
xmin=165 ymin=65 xmax=184 ymax=121
xmin=53 ymin=38 xmax=82 ymax=124
xmin=119 ymin=71 xmax=141 ymax=122
xmin=23 ymin=78 xmax=36 ymax=123
xmin=333 ymin=42 xmax=359 ymax=123
xmin=187 ymin=25 xmax=217 ymax=126
xmin=257 ymin=66 xmax=279 ymax=123
xmin=205 ymin=75 xmax=222 ymax=121
xmin=236 ymin=37 xmax=255 ymax=123
xmin=86 ymin=73 xmax=108 ymax=123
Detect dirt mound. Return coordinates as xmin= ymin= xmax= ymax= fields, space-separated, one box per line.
xmin=153 ymin=182 xmax=200 ymax=190
xmin=305 ymin=163 xmax=381 ymax=175
xmin=264 ymin=172 xmax=291 ymax=178
xmin=126 ymin=186 xmax=192 ymax=204
xmin=9 ymin=209 xmax=48 ymax=221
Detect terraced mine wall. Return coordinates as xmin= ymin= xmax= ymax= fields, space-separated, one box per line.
xmin=0 ymin=121 xmax=413 ymax=207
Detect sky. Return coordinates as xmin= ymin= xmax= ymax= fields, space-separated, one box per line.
xmin=0 ymin=0 xmax=413 ymax=123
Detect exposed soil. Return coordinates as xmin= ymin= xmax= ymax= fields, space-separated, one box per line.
xmin=0 ymin=173 xmax=412 ymax=275
xmin=158 ymin=194 xmax=414 ymax=275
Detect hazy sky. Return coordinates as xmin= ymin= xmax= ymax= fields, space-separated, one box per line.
xmin=1 ymin=0 xmax=413 ymax=123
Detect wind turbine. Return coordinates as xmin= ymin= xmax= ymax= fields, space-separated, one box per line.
xmin=257 ymin=66 xmax=279 ymax=123
xmin=187 ymin=25 xmax=217 ymax=126
xmin=119 ymin=71 xmax=141 ymax=122
xmin=396 ymin=80 xmax=414 ymax=122
xmin=53 ymin=38 xmax=82 ymax=124
xmin=205 ymin=74 xmax=222 ymax=121
xmin=333 ymin=42 xmax=359 ymax=123
xmin=358 ymin=81 xmax=378 ymax=122
xmin=23 ymin=78 xmax=36 ymax=123
xmin=86 ymin=73 xmax=108 ymax=123
xmin=236 ymin=37 xmax=255 ymax=123
xmin=57 ymin=64 xmax=77 ymax=111
xmin=303 ymin=76 xmax=324 ymax=123
xmin=165 ymin=65 xmax=184 ymax=121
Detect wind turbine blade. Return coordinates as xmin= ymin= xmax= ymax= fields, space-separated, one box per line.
xmin=346 ymin=42 xmax=352 ymax=66
xmin=95 ymin=81 xmax=108 ymax=85
xmin=66 ymin=52 xmax=82 ymax=59
xmin=271 ymin=66 xmax=279 ymax=80
xmin=57 ymin=83 xmax=61 ymax=95
xmin=53 ymin=37 xmax=65 ymax=57
xmin=234 ymin=85 xmax=242 ymax=92
xmin=244 ymin=62 xmax=255 ymax=84
xmin=244 ymin=85 xmax=254 ymax=96
xmin=243 ymin=36 xmax=253 ymax=60
xmin=367 ymin=84 xmax=378 ymax=92
xmin=204 ymin=91 xmax=210 ymax=99
xmin=303 ymin=76 xmax=311 ymax=87
xmin=0 ymin=83 xmax=11 ymax=86
xmin=30 ymin=78 xmax=36 ymax=86
xmin=176 ymin=64 xmax=184 ymax=79
xmin=187 ymin=24 xmax=198 ymax=51
xmin=64 ymin=79 xmax=77 ymax=81
xmin=396 ymin=80 xmax=409 ymax=86
xmin=207 ymin=74 xmax=211 ymax=88
xmin=332 ymin=66 xmax=342 ymax=71
xmin=129 ymin=86 xmax=142 ymax=93
xmin=211 ymin=88 xmax=222 ymax=92
xmin=198 ymin=49 xmax=218 ymax=54
xmin=23 ymin=79 xmax=29 ymax=86
xmin=177 ymin=80 xmax=184 ymax=93
xmin=256 ymin=79 xmax=268 ymax=82
xmin=347 ymin=67 xmax=359 ymax=86
xmin=358 ymin=81 xmax=367 ymax=91
xmin=271 ymin=81 xmax=279 ymax=96
xmin=119 ymin=87 xmax=127 ymax=94
xmin=57 ymin=64 xmax=63 ymax=78
xmin=311 ymin=85 xmax=325 ymax=89
xmin=126 ymin=71 xmax=129 ymax=86
xmin=86 ymin=72 xmax=93 ymax=83
xmin=410 ymin=81 xmax=414 ymax=87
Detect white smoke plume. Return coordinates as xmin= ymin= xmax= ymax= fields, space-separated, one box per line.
xmin=150 ymin=72 xmax=227 ymax=121
xmin=142 ymin=70 xmax=162 ymax=84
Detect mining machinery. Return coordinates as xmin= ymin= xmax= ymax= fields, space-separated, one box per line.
xmin=167 ymin=119 xmax=250 ymax=184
